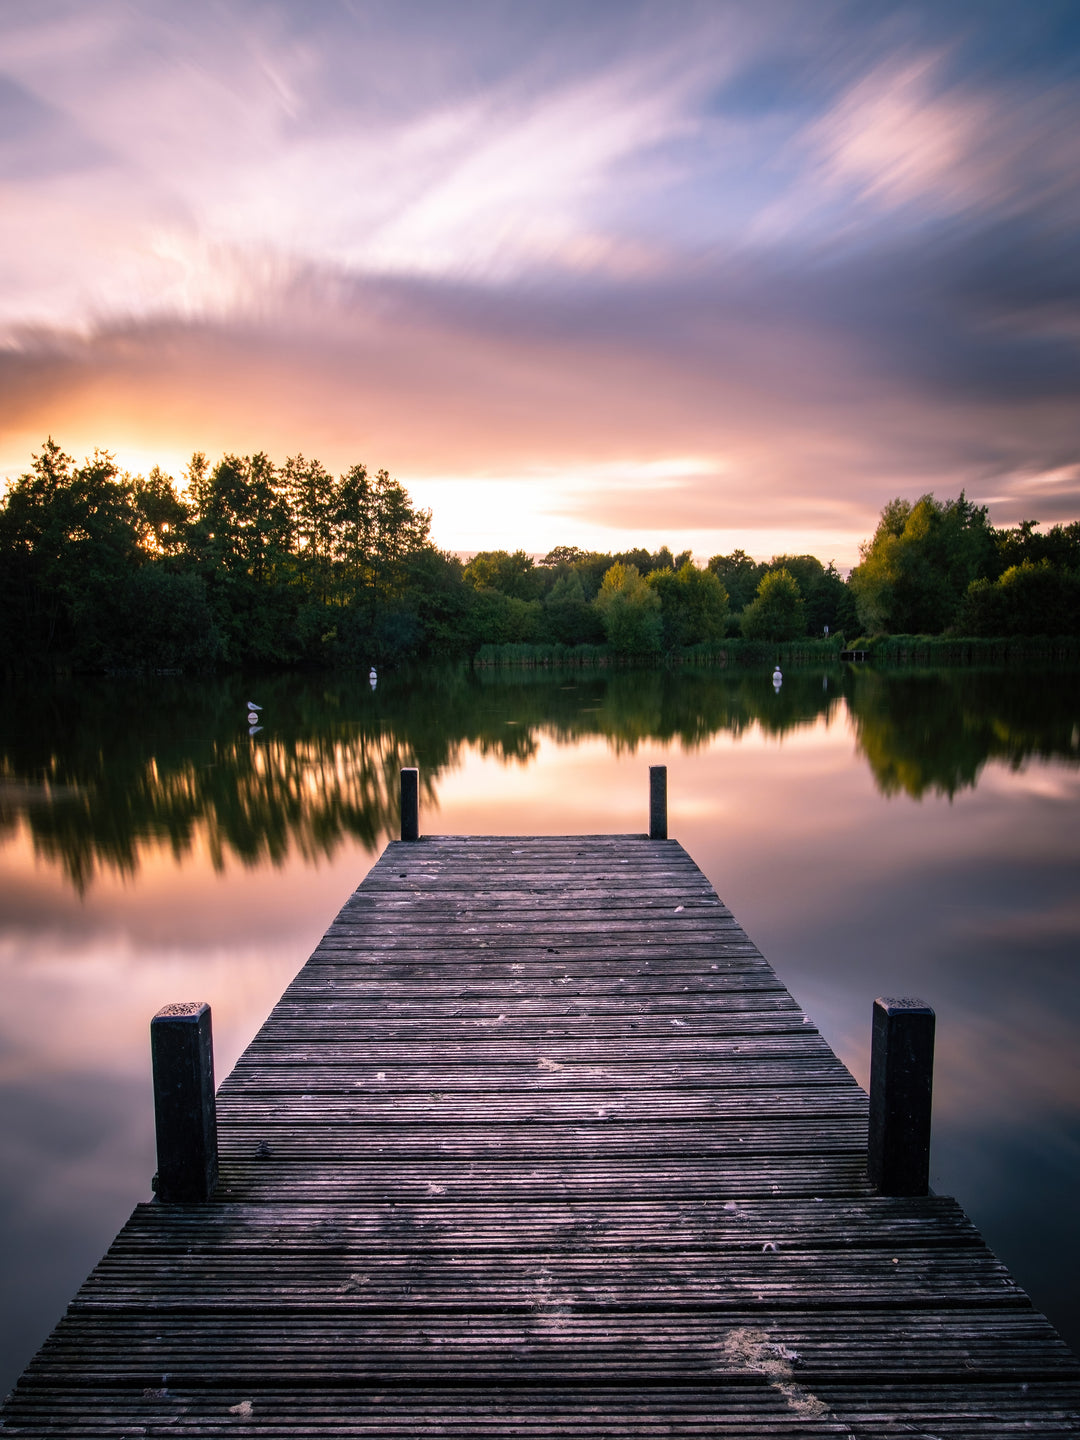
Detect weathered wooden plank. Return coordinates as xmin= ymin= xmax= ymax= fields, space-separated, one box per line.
xmin=8 ymin=1386 xmax=1079 ymax=1439
xmin=76 ymin=1247 xmax=1027 ymax=1310
xmin=283 ymin=974 xmax=788 ymax=998
xmin=253 ymin=1013 xmax=821 ymax=1037
xmin=8 ymin=1388 xmax=1079 ymax=1440
xmin=263 ymin=999 xmax=806 ymax=1023
xmin=300 ymin=955 xmax=769 ymax=978
xmin=0 ymin=1386 xmax=859 ymax=1438
xmin=77 ymin=1194 xmax=985 ymax=1249
xmin=227 ymin=1033 xmax=842 ymax=1062
xmin=305 ymin=938 xmax=769 ymax=963
xmin=221 ymin=1067 xmax=862 ymax=1094
xmin=341 ymin=918 xmax=749 ymax=936
xmin=208 ymin=1097 xmax=869 ymax=1128
xmin=21 ymin=1308 xmax=1079 ymax=1384
xmin=211 ymin=1157 xmax=878 ymax=1201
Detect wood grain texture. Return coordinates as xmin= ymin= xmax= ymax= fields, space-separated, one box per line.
xmin=4 ymin=833 xmax=1078 ymax=1437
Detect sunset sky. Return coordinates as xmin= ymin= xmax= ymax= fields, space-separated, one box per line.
xmin=2 ymin=0 xmax=1079 ymax=565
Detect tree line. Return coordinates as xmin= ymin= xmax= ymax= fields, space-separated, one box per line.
xmin=1 ymin=439 xmax=1078 ymax=672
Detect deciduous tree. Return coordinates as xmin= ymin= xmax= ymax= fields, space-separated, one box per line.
xmin=595 ymin=562 xmax=663 ymax=654
xmin=849 ymin=493 xmax=996 ymax=635
xmin=646 ymin=561 xmax=729 ymax=648
xmin=740 ymin=568 xmax=806 ymax=640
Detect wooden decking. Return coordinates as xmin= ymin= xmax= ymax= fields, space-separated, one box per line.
xmin=5 ymin=834 xmax=1079 ymax=1436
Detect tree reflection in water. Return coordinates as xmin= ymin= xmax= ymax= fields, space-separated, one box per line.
xmin=847 ymin=667 xmax=1080 ymax=799
xmin=1 ymin=664 xmax=1077 ymax=892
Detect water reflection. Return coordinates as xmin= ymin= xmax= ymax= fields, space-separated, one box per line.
xmin=0 ymin=675 xmax=427 ymax=891
xmin=1 ymin=666 xmax=1076 ymax=890
xmin=848 ymin=668 xmax=1080 ymax=799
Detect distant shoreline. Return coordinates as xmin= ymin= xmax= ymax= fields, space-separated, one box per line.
xmin=472 ymin=634 xmax=1080 ymax=669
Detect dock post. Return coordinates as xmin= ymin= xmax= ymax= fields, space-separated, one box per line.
xmin=401 ymin=766 xmax=420 ymax=841
xmin=649 ymin=765 xmax=667 ymax=839
xmin=867 ymin=996 xmax=935 ymax=1195
xmin=151 ymin=1002 xmax=218 ymax=1203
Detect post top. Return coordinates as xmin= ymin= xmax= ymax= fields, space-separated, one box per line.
xmin=153 ymin=1001 xmax=209 ymax=1022
xmin=874 ymin=996 xmax=935 ymax=1016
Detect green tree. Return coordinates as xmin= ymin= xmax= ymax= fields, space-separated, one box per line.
xmin=188 ymin=452 xmax=290 ymax=585
xmin=132 ymin=466 xmax=190 ymax=558
xmin=540 ymin=545 xmax=590 ymax=567
xmin=463 ymin=549 xmax=544 ymax=600
xmin=995 ymin=519 xmax=1080 ymax=575
xmin=849 ymin=492 xmax=996 ymax=635
xmin=467 ymin=590 xmax=545 ymax=645
xmin=595 ymin=562 xmax=663 ymax=654
xmin=281 ymin=453 xmax=337 ymax=602
xmin=110 ymin=568 xmax=223 ymax=669
xmin=333 ymin=464 xmax=432 ymax=638
xmin=400 ymin=548 xmax=474 ymax=656
xmin=185 ymin=451 xmax=296 ymax=661
xmin=544 ymin=569 xmax=605 ymax=645
xmin=768 ymin=554 xmax=851 ymax=636
xmin=0 ymin=439 xmax=144 ymax=665
xmin=707 ymin=549 xmax=767 ymax=613
xmin=616 ymin=545 xmax=678 ymax=575
xmin=646 ymin=561 xmax=729 ymax=648
xmin=0 ymin=440 xmax=442 ymax=670
xmin=740 ymin=568 xmax=806 ymax=640
xmin=367 ymin=468 xmax=432 ymax=616
xmin=959 ymin=561 xmax=1080 ymax=637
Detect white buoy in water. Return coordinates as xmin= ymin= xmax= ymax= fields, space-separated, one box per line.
xmin=369 ymin=667 xmax=377 ymax=688
xmin=772 ymin=666 xmax=783 ymax=689
xmin=246 ymin=700 xmax=263 ymax=726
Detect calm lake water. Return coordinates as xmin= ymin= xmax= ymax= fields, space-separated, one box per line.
xmin=1 ymin=662 xmax=1078 ymax=1392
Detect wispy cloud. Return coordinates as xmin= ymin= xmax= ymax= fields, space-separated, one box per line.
xmin=2 ymin=0 xmax=1078 ymax=558
xmin=808 ymin=54 xmax=991 ymax=214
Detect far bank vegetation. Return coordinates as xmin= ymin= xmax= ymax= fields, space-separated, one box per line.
xmin=1 ymin=440 xmax=1078 ymax=673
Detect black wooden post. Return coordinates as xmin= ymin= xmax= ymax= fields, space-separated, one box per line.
xmin=649 ymin=765 xmax=667 ymax=839
xmin=151 ymin=1002 xmax=218 ymax=1203
xmin=401 ymin=766 xmax=420 ymax=841
xmin=867 ymin=996 xmax=935 ymax=1195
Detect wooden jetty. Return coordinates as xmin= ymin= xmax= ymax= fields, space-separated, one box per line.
xmin=4 ymin=770 xmax=1079 ymax=1437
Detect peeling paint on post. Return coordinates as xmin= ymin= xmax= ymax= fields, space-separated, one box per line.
xmin=401 ymin=767 xmax=420 ymax=841
xmin=151 ymin=1002 xmax=218 ymax=1203
xmin=649 ymin=765 xmax=667 ymax=839
xmin=867 ymin=996 xmax=935 ymax=1196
